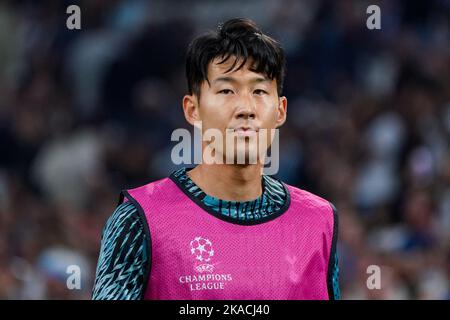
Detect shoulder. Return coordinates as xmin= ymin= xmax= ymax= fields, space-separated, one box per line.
xmin=282 ymin=183 xmax=338 ymax=230
xmin=124 ymin=177 xmax=175 ymax=200
xmin=284 ymin=183 xmax=335 ymax=212
xmin=104 ymin=201 xmax=140 ymax=231
xmin=101 ymin=201 xmax=149 ymax=247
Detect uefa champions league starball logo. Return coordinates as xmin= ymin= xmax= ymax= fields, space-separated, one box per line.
xmin=190 ymin=236 xmax=215 ymax=273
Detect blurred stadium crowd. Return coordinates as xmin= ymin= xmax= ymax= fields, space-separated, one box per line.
xmin=0 ymin=0 xmax=448 ymax=299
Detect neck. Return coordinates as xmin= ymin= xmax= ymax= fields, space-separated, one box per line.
xmin=187 ymin=164 xmax=263 ymax=202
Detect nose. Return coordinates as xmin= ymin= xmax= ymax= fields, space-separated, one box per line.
xmin=235 ymin=92 xmax=256 ymax=120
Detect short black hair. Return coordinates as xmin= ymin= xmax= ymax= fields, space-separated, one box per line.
xmin=186 ymin=18 xmax=286 ymax=97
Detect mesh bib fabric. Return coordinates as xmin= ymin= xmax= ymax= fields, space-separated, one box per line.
xmin=122 ymin=176 xmax=336 ymax=300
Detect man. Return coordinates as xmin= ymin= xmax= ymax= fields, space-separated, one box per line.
xmin=92 ymin=18 xmax=340 ymax=300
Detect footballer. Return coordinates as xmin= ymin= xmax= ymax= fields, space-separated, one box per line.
xmin=92 ymin=18 xmax=340 ymax=300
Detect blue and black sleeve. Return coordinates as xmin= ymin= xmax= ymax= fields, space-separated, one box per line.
xmin=327 ymin=203 xmax=340 ymax=300
xmin=92 ymin=201 xmax=150 ymax=300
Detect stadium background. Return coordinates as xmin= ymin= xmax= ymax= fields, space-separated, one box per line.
xmin=0 ymin=0 xmax=449 ymax=299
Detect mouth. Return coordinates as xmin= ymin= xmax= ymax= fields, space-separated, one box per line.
xmin=231 ymin=127 xmax=258 ymax=137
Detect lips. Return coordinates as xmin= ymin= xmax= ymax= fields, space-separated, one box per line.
xmin=232 ymin=126 xmax=258 ymax=137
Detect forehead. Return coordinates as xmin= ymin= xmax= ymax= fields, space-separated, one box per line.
xmin=207 ymin=56 xmax=270 ymax=82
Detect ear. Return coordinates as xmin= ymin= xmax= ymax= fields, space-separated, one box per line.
xmin=182 ymin=94 xmax=200 ymax=126
xmin=275 ymin=96 xmax=287 ymax=128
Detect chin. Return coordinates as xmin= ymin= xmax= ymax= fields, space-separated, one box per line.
xmin=234 ymin=146 xmax=260 ymax=165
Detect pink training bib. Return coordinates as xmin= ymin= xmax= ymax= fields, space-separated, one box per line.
xmin=121 ymin=176 xmax=337 ymax=300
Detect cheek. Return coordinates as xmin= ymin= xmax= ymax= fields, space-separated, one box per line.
xmin=199 ymin=96 xmax=234 ymax=120
xmin=198 ymin=103 xmax=232 ymax=132
xmin=258 ymin=100 xmax=279 ymax=124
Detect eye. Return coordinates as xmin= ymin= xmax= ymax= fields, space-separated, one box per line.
xmin=254 ymin=89 xmax=268 ymax=95
xmin=218 ymin=89 xmax=234 ymax=94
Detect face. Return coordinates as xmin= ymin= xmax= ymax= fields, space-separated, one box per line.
xmin=183 ymin=56 xmax=287 ymax=165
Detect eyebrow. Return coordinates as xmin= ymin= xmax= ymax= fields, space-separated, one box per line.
xmin=211 ymin=76 xmax=269 ymax=85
